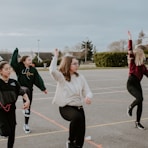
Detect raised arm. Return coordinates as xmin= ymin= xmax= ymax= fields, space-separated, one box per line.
xmin=10 ymin=48 xmax=20 ymax=71
xmin=128 ymin=31 xmax=133 ymax=51
xmin=128 ymin=31 xmax=132 ymax=40
xmin=127 ymin=31 xmax=134 ymax=66
xmin=54 ymin=48 xmax=59 ymax=57
xmin=49 ymin=49 xmax=64 ymax=82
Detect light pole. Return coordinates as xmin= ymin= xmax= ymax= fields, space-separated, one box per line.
xmin=85 ymin=37 xmax=88 ymax=63
xmin=85 ymin=42 xmax=87 ymax=63
xmin=37 ymin=39 xmax=40 ymax=63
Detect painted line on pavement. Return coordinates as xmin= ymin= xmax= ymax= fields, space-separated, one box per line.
xmin=31 ymin=109 xmax=68 ymax=131
xmin=31 ymin=109 xmax=102 ymax=148
xmin=87 ymin=117 xmax=148 ymax=129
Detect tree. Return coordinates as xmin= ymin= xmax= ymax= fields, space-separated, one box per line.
xmin=63 ymin=43 xmax=82 ymax=52
xmin=108 ymin=40 xmax=127 ymax=52
xmin=63 ymin=46 xmax=70 ymax=52
xmin=93 ymin=46 xmax=97 ymax=54
xmin=136 ymin=30 xmax=146 ymax=45
xmin=72 ymin=43 xmax=82 ymax=51
xmin=81 ymin=40 xmax=93 ymax=61
xmin=138 ymin=30 xmax=145 ymax=39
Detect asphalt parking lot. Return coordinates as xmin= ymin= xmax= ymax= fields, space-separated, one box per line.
xmin=1 ymin=68 xmax=148 ymax=148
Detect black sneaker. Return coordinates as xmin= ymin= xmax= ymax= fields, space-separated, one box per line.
xmin=127 ymin=106 xmax=132 ymax=117
xmin=135 ymin=122 xmax=146 ymax=130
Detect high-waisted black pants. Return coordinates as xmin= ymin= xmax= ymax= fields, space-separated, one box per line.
xmin=59 ymin=105 xmax=85 ymax=148
xmin=127 ymin=75 xmax=143 ymax=122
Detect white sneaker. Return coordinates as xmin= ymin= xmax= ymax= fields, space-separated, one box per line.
xmin=23 ymin=124 xmax=31 ymax=134
xmin=22 ymin=109 xmax=30 ymax=117
xmin=0 ymin=136 xmax=8 ymax=139
xmin=66 ymin=141 xmax=69 ymax=148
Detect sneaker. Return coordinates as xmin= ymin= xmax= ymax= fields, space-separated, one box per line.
xmin=66 ymin=141 xmax=69 ymax=148
xmin=66 ymin=141 xmax=75 ymax=148
xmin=127 ymin=106 xmax=132 ymax=117
xmin=22 ymin=109 xmax=30 ymax=117
xmin=135 ymin=122 xmax=146 ymax=130
xmin=23 ymin=124 xmax=31 ymax=134
xmin=0 ymin=136 xmax=8 ymax=139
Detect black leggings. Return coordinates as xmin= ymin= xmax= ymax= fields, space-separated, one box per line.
xmin=8 ymin=126 xmax=16 ymax=148
xmin=127 ymin=75 xmax=143 ymax=122
xmin=59 ymin=106 xmax=85 ymax=148
xmin=0 ymin=109 xmax=16 ymax=148
xmin=21 ymin=87 xmax=33 ymax=124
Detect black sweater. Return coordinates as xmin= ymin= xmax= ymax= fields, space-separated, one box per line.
xmin=0 ymin=78 xmax=25 ymax=110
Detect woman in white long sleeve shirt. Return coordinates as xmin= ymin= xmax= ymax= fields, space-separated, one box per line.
xmin=49 ymin=49 xmax=93 ymax=148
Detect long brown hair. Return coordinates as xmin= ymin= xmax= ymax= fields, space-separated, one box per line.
xmin=20 ymin=56 xmax=29 ymax=63
xmin=0 ymin=61 xmax=9 ymax=70
xmin=59 ymin=56 xmax=79 ymax=81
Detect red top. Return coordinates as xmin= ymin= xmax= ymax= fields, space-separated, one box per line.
xmin=128 ymin=40 xmax=148 ymax=81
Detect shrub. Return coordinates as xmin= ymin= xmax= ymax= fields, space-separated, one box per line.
xmin=94 ymin=52 xmax=128 ymax=67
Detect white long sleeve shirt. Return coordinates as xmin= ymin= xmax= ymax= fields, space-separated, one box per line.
xmin=49 ymin=56 xmax=93 ymax=107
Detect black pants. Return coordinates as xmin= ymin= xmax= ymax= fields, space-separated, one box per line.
xmin=0 ymin=109 xmax=16 ymax=148
xmin=59 ymin=105 xmax=85 ymax=148
xmin=8 ymin=126 xmax=16 ymax=148
xmin=127 ymin=75 xmax=143 ymax=122
xmin=21 ymin=87 xmax=33 ymax=124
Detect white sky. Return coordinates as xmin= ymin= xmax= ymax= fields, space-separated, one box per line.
xmin=0 ymin=0 xmax=148 ymax=52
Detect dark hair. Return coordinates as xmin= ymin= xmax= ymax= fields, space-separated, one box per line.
xmin=0 ymin=61 xmax=9 ymax=70
xmin=20 ymin=56 xmax=29 ymax=63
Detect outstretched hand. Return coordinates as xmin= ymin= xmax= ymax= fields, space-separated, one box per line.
xmin=128 ymin=31 xmax=132 ymax=40
xmin=43 ymin=89 xmax=48 ymax=94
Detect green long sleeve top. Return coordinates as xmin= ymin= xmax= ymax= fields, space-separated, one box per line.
xmin=10 ymin=48 xmax=46 ymax=91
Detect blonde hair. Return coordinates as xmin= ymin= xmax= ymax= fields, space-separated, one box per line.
xmin=59 ymin=56 xmax=79 ymax=81
xmin=134 ymin=46 xmax=145 ymax=66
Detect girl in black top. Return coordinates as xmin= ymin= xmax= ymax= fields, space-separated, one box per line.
xmin=0 ymin=61 xmax=30 ymax=148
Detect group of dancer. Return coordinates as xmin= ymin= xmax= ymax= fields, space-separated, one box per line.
xmin=0 ymin=30 xmax=148 ymax=148
xmin=0 ymin=48 xmax=48 ymax=148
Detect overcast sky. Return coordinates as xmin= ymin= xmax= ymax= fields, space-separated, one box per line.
xmin=0 ymin=0 xmax=148 ymax=52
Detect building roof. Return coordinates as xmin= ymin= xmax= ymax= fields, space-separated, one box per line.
xmin=63 ymin=51 xmax=85 ymax=59
xmin=34 ymin=52 xmax=53 ymax=61
xmin=0 ymin=53 xmax=12 ymax=61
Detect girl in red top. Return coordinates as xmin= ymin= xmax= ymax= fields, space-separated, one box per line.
xmin=127 ymin=31 xmax=148 ymax=130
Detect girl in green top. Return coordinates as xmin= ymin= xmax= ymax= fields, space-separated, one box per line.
xmin=10 ymin=48 xmax=47 ymax=134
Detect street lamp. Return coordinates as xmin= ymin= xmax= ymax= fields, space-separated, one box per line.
xmin=37 ymin=39 xmax=40 ymax=63
xmin=85 ymin=42 xmax=87 ymax=63
xmin=85 ymin=37 xmax=89 ymax=63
